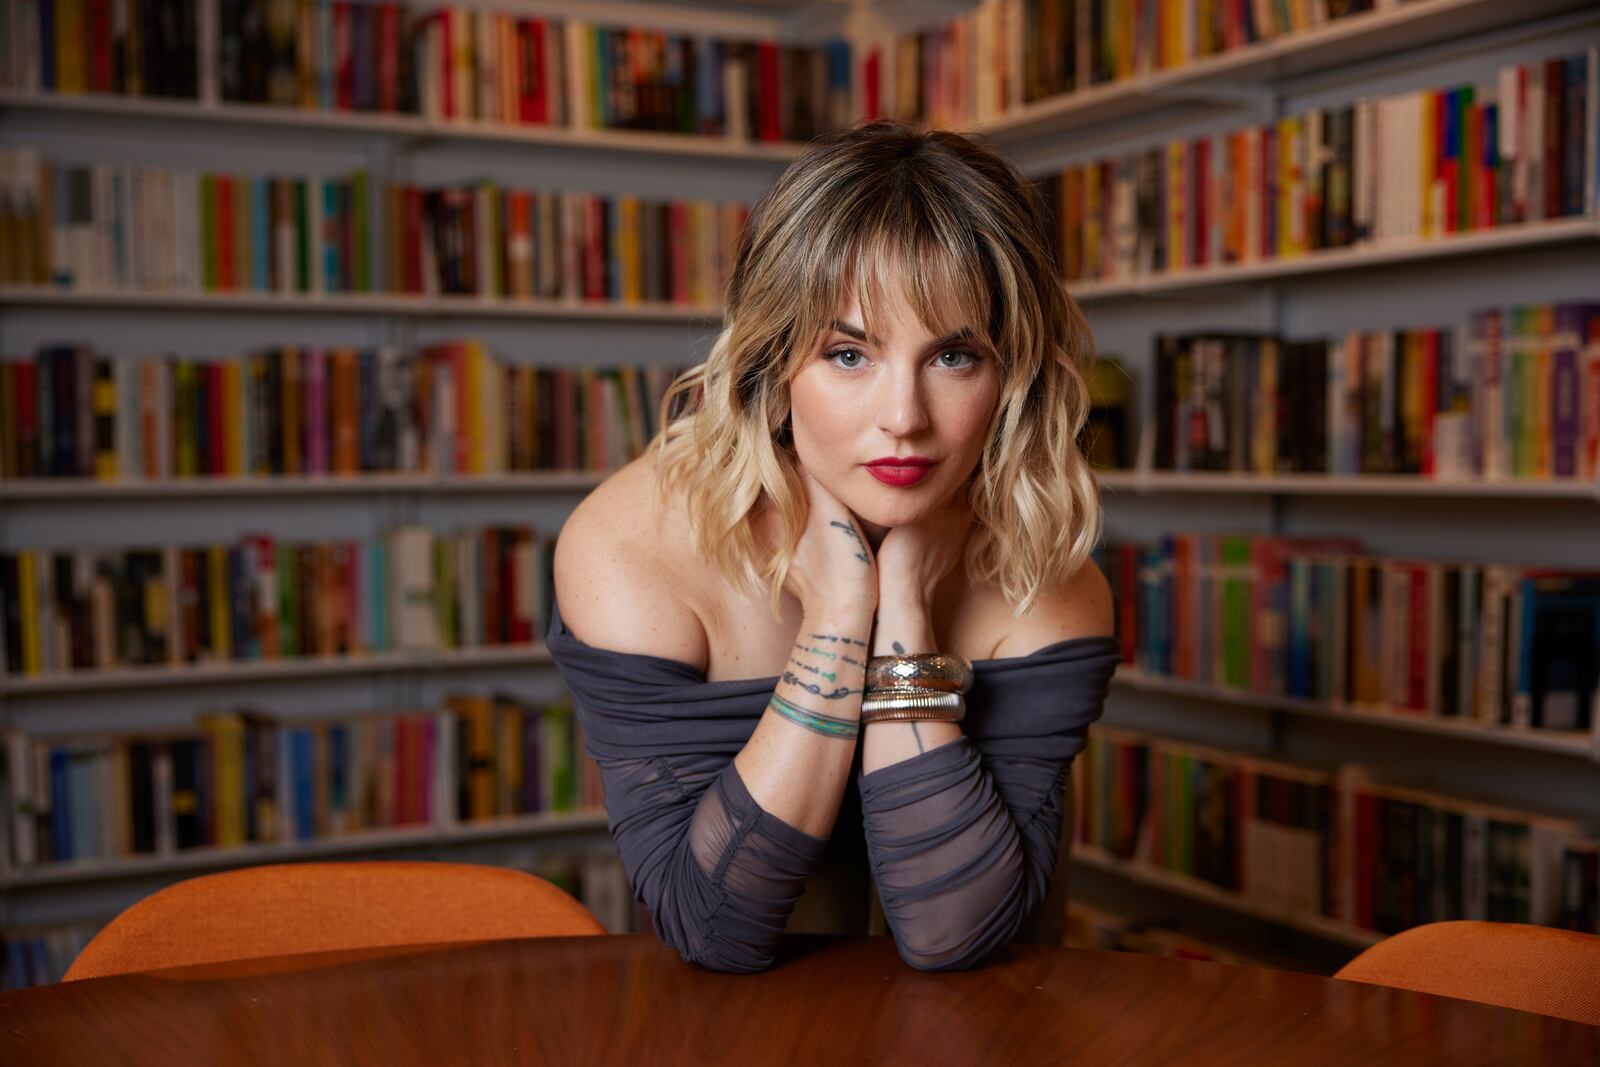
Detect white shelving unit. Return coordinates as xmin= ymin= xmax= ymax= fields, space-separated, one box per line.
xmin=4 ymin=0 xmax=1599 ymax=962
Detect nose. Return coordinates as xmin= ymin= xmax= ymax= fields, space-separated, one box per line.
xmin=873 ymin=362 xmax=930 ymax=438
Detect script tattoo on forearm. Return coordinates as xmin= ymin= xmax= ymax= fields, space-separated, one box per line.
xmin=810 ymin=632 xmax=867 ymax=648
xmin=783 ymin=671 xmax=859 ymax=700
xmin=796 ymin=642 xmax=837 ymax=661
xmin=789 ymin=656 xmax=837 ymax=683
xmin=829 ymin=520 xmax=870 ymax=564
xmin=843 ymin=655 xmax=864 ymax=668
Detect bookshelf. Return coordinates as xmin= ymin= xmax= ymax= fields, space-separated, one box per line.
xmin=3 ymin=0 xmax=1599 ymax=979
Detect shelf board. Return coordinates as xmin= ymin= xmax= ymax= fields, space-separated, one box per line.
xmin=7 ymin=471 xmax=1595 ymax=504
xmin=0 ymin=809 xmax=611 ymax=890
xmin=0 ymin=90 xmax=805 ymax=162
xmin=1112 ymin=667 xmax=1596 ymax=760
xmin=0 ymin=645 xmax=553 ymax=697
xmin=0 ymin=285 xmax=724 ymax=321
xmin=976 ymin=0 xmax=1599 ymax=143
xmin=0 ymin=470 xmax=610 ymax=500
xmin=1070 ymin=843 xmax=1382 ymax=948
xmin=1067 ymin=216 xmax=1600 ymax=301
xmin=1096 ymin=470 xmax=1600 ymax=500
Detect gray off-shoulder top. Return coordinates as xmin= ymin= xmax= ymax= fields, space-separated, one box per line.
xmin=546 ymin=594 xmax=1120 ymax=974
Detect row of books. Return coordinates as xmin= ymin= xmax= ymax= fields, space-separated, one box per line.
xmin=0 ymin=924 xmax=95 ymax=989
xmin=1 ymin=1 xmax=852 ymax=144
xmin=1037 ymin=49 xmax=1598 ymax=281
xmin=1075 ymin=726 xmax=1600 ymax=935
xmin=0 ymin=523 xmax=553 ymax=676
xmin=0 ymin=850 xmax=638 ymax=988
xmin=3 ymin=691 xmax=603 ymax=867
xmin=1094 ymin=535 xmax=1600 ymax=732
xmin=0 ymin=0 xmax=200 ymax=98
xmin=0 ymin=148 xmax=749 ymax=306
xmin=0 ymin=342 xmax=682 ymax=481
xmin=1148 ymin=303 xmax=1600 ymax=482
xmin=865 ymin=0 xmax=1388 ymax=128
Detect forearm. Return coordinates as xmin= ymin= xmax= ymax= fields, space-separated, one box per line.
xmin=732 ymin=600 xmax=874 ymax=837
xmin=862 ymin=590 xmax=961 ymax=774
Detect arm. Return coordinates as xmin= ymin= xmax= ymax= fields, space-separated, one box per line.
xmin=552 ymin=489 xmax=872 ymax=973
xmin=859 ymin=562 xmax=1115 ymax=971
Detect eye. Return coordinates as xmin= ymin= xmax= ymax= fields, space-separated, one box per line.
xmin=938 ymin=349 xmax=982 ymax=370
xmin=823 ymin=346 xmax=866 ymax=369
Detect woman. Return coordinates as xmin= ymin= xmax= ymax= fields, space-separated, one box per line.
xmin=547 ymin=118 xmax=1120 ymax=973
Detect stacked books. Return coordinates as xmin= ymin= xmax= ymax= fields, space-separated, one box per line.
xmin=1076 ymin=725 xmax=1600 ymax=935
xmin=0 ymin=523 xmax=553 ymax=676
xmin=1 ymin=3 xmax=852 ymax=143
xmin=1096 ymin=535 xmax=1600 ymax=733
xmin=0 ymin=146 xmax=750 ymax=306
xmin=2 ymin=690 xmax=604 ymax=868
xmin=0 ymin=0 xmax=200 ymax=98
xmin=1148 ymin=303 xmax=1600 ymax=482
xmin=1036 ymin=49 xmax=1598 ymax=282
xmin=860 ymin=0 xmax=1391 ymax=128
xmin=0 ymin=342 xmax=683 ymax=481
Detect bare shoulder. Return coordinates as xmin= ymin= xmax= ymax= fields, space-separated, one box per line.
xmin=552 ymin=452 xmax=710 ymax=670
xmin=986 ymin=556 xmax=1114 ymax=659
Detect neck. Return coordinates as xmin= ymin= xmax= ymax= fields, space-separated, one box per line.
xmin=860 ymin=519 xmax=890 ymax=551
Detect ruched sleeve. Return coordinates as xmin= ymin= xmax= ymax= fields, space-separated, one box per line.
xmin=545 ymin=595 xmax=828 ymax=974
xmin=857 ymin=635 xmax=1121 ymax=971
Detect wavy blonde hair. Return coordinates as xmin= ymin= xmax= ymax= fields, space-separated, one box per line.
xmin=652 ymin=118 xmax=1102 ymax=622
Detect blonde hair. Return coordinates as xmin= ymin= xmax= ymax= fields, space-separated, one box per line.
xmin=652 ymin=118 xmax=1102 ymax=621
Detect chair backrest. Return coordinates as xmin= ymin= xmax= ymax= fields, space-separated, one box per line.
xmin=65 ymin=860 xmax=607 ymax=982
xmin=1334 ymin=920 xmax=1600 ymax=1027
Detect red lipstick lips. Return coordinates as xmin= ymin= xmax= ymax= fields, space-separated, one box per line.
xmin=864 ymin=456 xmax=937 ymax=487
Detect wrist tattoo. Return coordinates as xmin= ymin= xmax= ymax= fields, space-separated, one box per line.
xmin=795 ymin=642 xmax=838 ymax=661
xmin=829 ymin=520 xmax=870 ymax=564
xmin=810 ymin=633 xmax=867 ymax=648
xmin=782 ymin=671 xmax=858 ymax=700
xmin=843 ymin=655 xmax=864 ymax=668
xmin=769 ymin=693 xmax=859 ymax=740
xmin=789 ymin=657 xmax=838 ymax=683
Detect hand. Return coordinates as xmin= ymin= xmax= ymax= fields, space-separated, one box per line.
xmin=874 ymin=493 xmax=975 ymax=612
xmin=765 ymin=465 xmax=879 ymax=617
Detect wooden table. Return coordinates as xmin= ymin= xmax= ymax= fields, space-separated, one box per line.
xmin=2 ymin=934 xmax=1594 ymax=1064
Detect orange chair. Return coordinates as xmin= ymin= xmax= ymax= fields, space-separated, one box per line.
xmin=1334 ymin=920 xmax=1600 ymax=1027
xmin=65 ymin=860 xmax=607 ymax=981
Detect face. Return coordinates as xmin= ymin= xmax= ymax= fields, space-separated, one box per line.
xmin=787 ymin=281 xmax=1001 ymax=533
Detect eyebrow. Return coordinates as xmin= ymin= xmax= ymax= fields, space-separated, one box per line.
xmin=830 ymin=320 xmax=977 ymax=348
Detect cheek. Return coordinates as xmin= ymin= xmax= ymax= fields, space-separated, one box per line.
xmin=789 ymin=374 xmax=863 ymax=452
xmin=935 ymin=381 xmax=1000 ymax=454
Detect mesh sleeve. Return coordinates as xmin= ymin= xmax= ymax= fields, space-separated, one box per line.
xmin=597 ymin=750 xmax=828 ymax=974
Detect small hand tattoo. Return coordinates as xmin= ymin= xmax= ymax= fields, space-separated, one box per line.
xmin=782 ymin=671 xmax=859 ymax=700
xmin=829 ymin=520 xmax=870 ymax=564
xmin=892 ymin=641 xmax=906 ymax=654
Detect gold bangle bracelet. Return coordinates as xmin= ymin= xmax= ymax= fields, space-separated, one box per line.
xmin=861 ymin=706 xmax=965 ymax=725
xmin=859 ymin=690 xmax=963 ymax=712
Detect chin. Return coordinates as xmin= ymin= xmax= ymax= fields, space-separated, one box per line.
xmin=836 ymin=476 xmax=948 ymax=528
